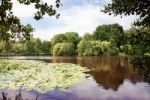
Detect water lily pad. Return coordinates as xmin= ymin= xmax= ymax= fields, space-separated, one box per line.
xmin=0 ymin=60 xmax=88 ymax=93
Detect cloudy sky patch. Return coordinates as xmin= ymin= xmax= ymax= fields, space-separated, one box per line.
xmin=12 ymin=0 xmax=138 ymax=40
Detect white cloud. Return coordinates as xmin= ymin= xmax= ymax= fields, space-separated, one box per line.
xmin=12 ymin=0 xmax=35 ymax=17
xmin=33 ymin=4 xmax=138 ymax=40
xmin=105 ymin=0 xmax=112 ymax=4
xmin=11 ymin=0 xmax=138 ymax=40
xmin=12 ymin=0 xmax=56 ymax=18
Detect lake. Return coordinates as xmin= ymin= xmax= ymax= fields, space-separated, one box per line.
xmin=0 ymin=56 xmax=150 ymax=100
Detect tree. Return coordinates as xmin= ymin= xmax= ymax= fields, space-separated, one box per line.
xmin=53 ymin=42 xmax=75 ymax=56
xmin=11 ymin=42 xmax=26 ymax=54
xmin=82 ymin=33 xmax=92 ymax=40
xmin=77 ymin=40 xmax=93 ymax=56
xmin=93 ymin=25 xmax=111 ymax=41
xmin=51 ymin=32 xmax=80 ymax=51
xmin=110 ymin=24 xmax=125 ymax=49
xmin=24 ymin=38 xmax=45 ymax=55
xmin=77 ymin=40 xmax=118 ymax=56
xmin=92 ymin=24 xmax=125 ymax=51
xmin=51 ymin=34 xmax=66 ymax=46
xmin=25 ymin=39 xmax=36 ymax=55
xmin=0 ymin=0 xmax=61 ymax=41
xmin=102 ymin=0 xmax=150 ymax=27
xmin=65 ymin=32 xmax=80 ymax=49
xmin=41 ymin=41 xmax=51 ymax=54
xmin=125 ymin=27 xmax=150 ymax=55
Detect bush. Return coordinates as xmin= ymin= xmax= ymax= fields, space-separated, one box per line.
xmin=53 ymin=43 xmax=75 ymax=56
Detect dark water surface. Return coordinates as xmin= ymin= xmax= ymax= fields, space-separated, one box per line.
xmin=0 ymin=56 xmax=150 ymax=100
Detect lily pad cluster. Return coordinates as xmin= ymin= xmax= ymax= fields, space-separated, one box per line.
xmin=0 ymin=60 xmax=88 ymax=93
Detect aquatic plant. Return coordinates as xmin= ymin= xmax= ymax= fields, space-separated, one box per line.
xmin=0 ymin=60 xmax=88 ymax=93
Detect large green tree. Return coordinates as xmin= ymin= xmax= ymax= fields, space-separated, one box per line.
xmin=53 ymin=42 xmax=75 ymax=56
xmin=51 ymin=32 xmax=80 ymax=47
xmin=92 ymin=24 xmax=124 ymax=49
xmin=125 ymin=27 xmax=150 ymax=55
xmin=93 ymin=25 xmax=111 ymax=41
xmin=0 ymin=0 xmax=61 ymax=41
xmin=77 ymin=40 xmax=118 ymax=56
xmin=102 ymin=0 xmax=150 ymax=27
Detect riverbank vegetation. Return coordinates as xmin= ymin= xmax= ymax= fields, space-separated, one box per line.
xmin=0 ymin=24 xmax=150 ymax=56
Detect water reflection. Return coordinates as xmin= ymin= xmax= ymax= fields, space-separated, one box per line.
xmin=50 ymin=56 xmax=142 ymax=91
xmin=68 ymin=78 xmax=150 ymax=100
xmin=1 ymin=79 xmax=149 ymax=100
xmin=0 ymin=56 xmax=150 ymax=100
xmin=130 ymin=56 xmax=150 ymax=83
xmin=0 ymin=88 xmax=77 ymax=100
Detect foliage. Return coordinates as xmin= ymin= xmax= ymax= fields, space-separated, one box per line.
xmin=40 ymin=41 xmax=51 ymax=54
xmin=51 ymin=34 xmax=66 ymax=46
xmin=51 ymin=32 xmax=80 ymax=47
xmin=93 ymin=25 xmax=111 ymax=41
xmin=0 ymin=0 xmax=61 ymax=41
xmin=0 ymin=41 xmax=13 ymax=54
xmin=82 ymin=33 xmax=93 ymax=40
xmin=11 ymin=42 xmax=26 ymax=54
xmin=0 ymin=38 xmax=51 ymax=55
xmin=144 ymin=52 xmax=150 ymax=56
xmin=92 ymin=24 xmax=125 ymax=49
xmin=53 ymin=42 xmax=76 ymax=56
xmin=51 ymin=32 xmax=80 ymax=56
xmin=110 ymin=24 xmax=125 ymax=49
xmin=0 ymin=41 xmax=6 ymax=53
xmin=77 ymin=40 xmax=118 ymax=56
xmin=65 ymin=32 xmax=80 ymax=48
xmin=125 ymin=27 xmax=150 ymax=55
xmin=120 ymin=44 xmax=134 ymax=55
xmin=0 ymin=60 xmax=88 ymax=93
xmin=24 ymin=38 xmax=41 ymax=55
xmin=100 ymin=41 xmax=118 ymax=56
xmin=0 ymin=24 xmax=149 ymax=56
xmin=102 ymin=0 xmax=150 ymax=27
xmin=77 ymin=40 xmax=93 ymax=56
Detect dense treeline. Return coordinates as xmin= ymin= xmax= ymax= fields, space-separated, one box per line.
xmin=0 ymin=23 xmax=149 ymax=56
xmin=0 ymin=38 xmax=51 ymax=55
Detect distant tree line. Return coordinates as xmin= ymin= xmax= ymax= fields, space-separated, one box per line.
xmin=0 ymin=23 xmax=150 ymax=56
xmin=0 ymin=38 xmax=51 ymax=55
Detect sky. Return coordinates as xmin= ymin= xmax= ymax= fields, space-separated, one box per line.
xmin=12 ymin=0 xmax=138 ymax=41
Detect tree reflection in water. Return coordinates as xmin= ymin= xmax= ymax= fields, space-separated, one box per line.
xmin=50 ymin=56 xmax=142 ymax=91
xmin=130 ymin=56 xmax=150 ymax=83
xmin=0 ymin=56 xmax=150 ymax=100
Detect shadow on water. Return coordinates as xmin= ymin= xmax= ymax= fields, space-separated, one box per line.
xmin=0 ymin=56 xmax=150 ymax=100
xmin=130 ymin=56 xmax=150 ymax=83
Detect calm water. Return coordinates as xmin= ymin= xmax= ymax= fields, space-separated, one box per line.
xmin=0 ymin=56 xmax=150 ymax=100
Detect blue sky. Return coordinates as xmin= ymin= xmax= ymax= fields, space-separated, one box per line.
xmin=12 ymin=0 xmax=138 ymax=40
